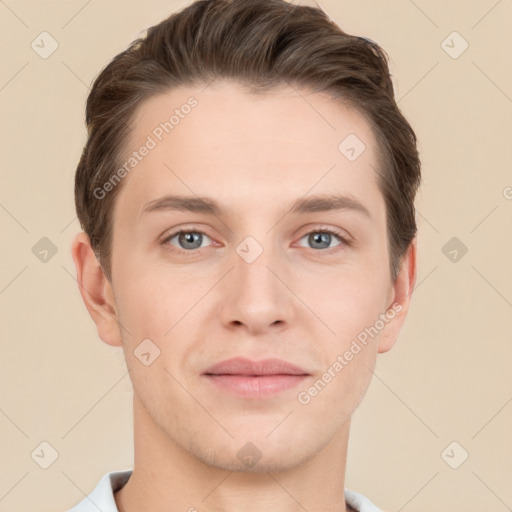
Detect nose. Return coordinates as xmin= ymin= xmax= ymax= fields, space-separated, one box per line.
xmin=218 ymin=239 xmax=295 ymax=336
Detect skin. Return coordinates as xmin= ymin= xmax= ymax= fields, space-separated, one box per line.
xmin=72 ymin=80 xmax=416 ymax=512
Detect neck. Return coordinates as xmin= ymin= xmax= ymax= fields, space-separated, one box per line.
xmin=115 ymin=393 xmax=353 ymax=512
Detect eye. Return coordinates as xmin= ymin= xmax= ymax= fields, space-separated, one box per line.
xmin=163 ymin=230 xmax=213 ymax=251
xmin=297 ymin=229 xmax=347 ymax=250
xmin=161 ymin=227 xmax=349 ymax=254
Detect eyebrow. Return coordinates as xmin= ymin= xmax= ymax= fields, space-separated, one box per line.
xmin=141 ymin=193 xmax=371 ymax=219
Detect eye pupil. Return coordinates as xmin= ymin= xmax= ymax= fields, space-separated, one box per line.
xmin=309 ymin=232 xmax=331 ymax=249
xmin=179 ymin=232 xmax=202 ymax=249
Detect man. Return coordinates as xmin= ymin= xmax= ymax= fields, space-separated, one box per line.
xmin=69 ymin=0 xmax=420 ymax=510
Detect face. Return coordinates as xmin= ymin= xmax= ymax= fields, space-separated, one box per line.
xmin=79 ymin=80 xmax=413 ymax=472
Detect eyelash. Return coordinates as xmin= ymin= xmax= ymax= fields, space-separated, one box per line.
xmin=160 ymin=226 xmax=351 ymax=256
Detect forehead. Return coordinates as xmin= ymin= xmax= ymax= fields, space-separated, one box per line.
xmin=115 ymin=80 xmax=383 ymax=220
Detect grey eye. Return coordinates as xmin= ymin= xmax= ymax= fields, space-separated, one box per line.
xmin=298 ymin=231 xmax=342 ymax=250
xmin=168 ymin=231 xmax=212 ymax=250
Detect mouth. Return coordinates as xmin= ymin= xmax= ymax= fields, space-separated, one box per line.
xmin=203 ymin=357 xmax=310 ymax=398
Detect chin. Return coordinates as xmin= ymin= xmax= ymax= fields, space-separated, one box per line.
xmin=181 ymin=424 xmax=325 ymax=474
xmin=195 ymin=444 xmax=312 ymax=473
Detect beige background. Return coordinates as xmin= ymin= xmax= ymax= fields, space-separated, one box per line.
xmin=1 ymin=0 xmax=511 ymax=511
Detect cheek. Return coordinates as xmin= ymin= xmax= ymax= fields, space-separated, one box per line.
xmin=113 ymin=265 xmax=175 ymax=344
xmin=306 ymin=269 xmax=388 ymax=398
xmin=112 ymin=260 xmax=216 ymax=367
xmin=302 ymin=266 xmax=389 ymax=341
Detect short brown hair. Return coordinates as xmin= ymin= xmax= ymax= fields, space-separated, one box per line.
xmin=75 ymin=0 xmax=421 ymax=281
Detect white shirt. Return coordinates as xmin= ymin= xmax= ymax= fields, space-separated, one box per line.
xmin=68 ymin=469 xmax=383 ymax=512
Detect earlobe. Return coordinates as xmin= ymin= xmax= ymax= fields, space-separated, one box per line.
xmin=377 ymin=238 xmax=417 ymax=354
xmin=71 ymin=232 xmax=123 ymax=347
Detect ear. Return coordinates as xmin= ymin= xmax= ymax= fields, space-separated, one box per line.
xmin=71 ymin=232 xmax=123 ymax=347
xmin=377 ymin=237 xmax=417 ymax=353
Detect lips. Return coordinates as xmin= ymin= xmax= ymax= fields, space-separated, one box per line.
xmin=203 ymin=357 xmax=309 ymax=376
xmin=203 ymin=357 xmax=310 ymax=398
